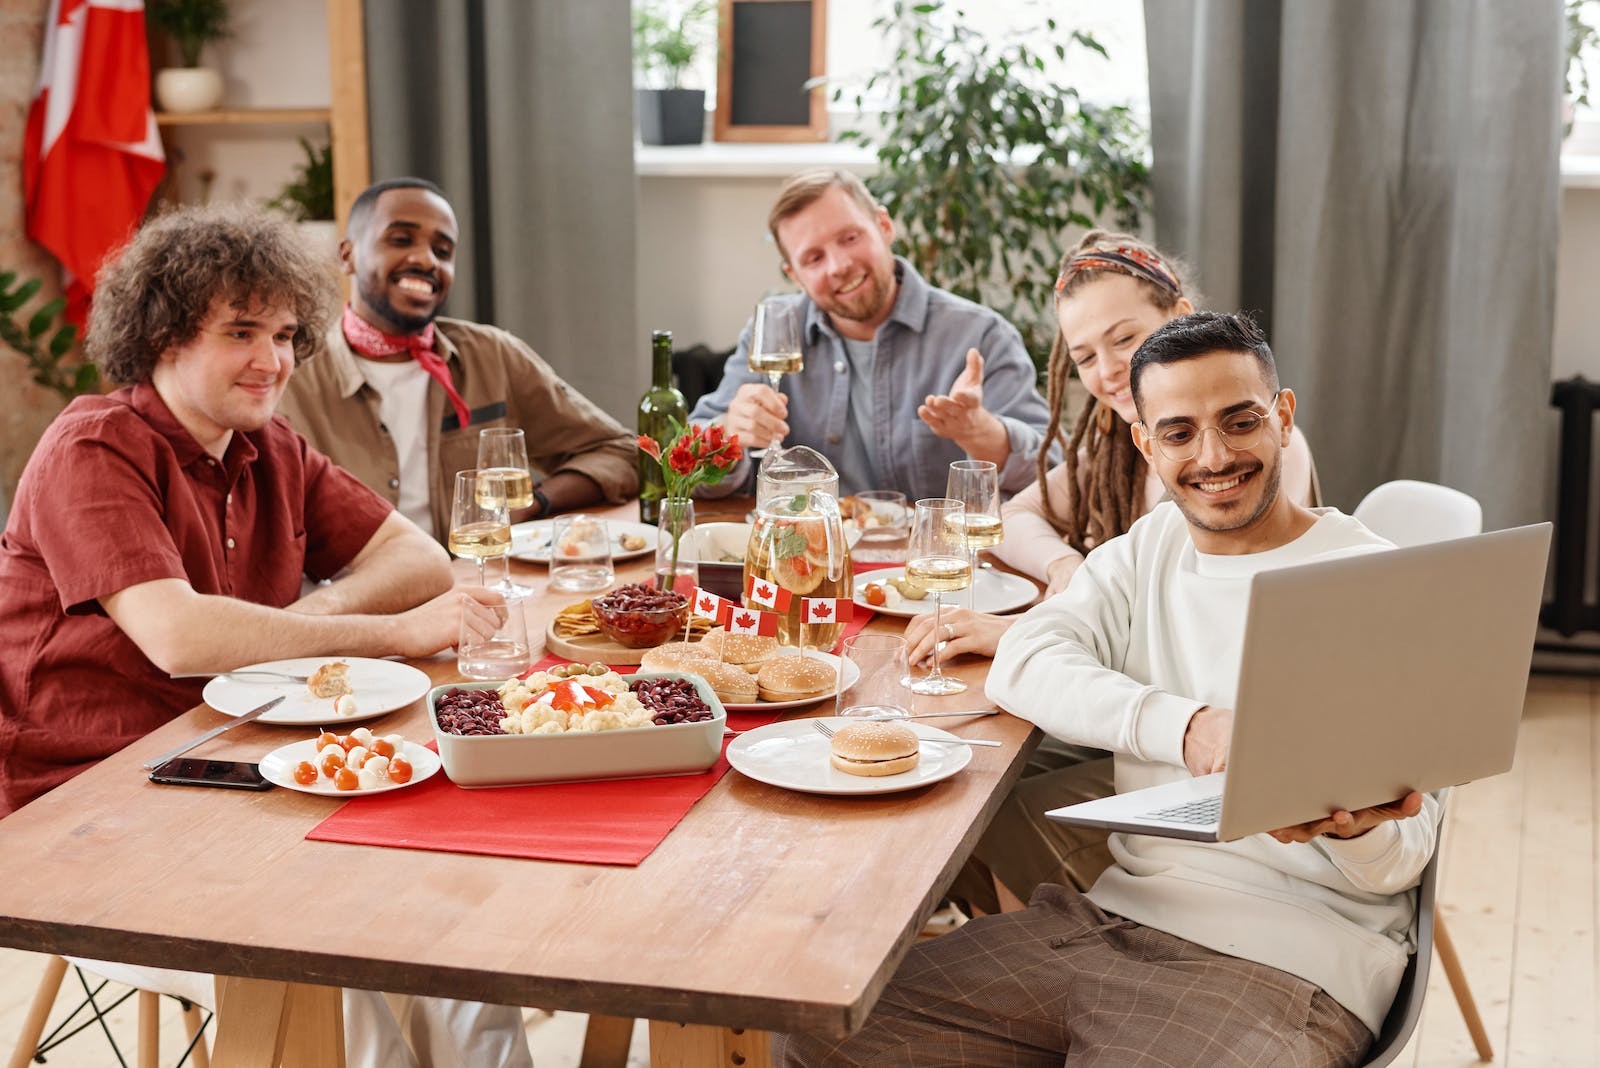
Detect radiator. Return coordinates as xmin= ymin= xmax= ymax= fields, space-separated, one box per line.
xmin=1543 ymin=375 xmax=1600 ymax=637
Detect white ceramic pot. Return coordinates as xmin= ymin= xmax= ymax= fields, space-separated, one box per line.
xmin=155 ymin=68 xmax=224 ymax=113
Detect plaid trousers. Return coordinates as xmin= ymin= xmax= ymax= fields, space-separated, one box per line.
xmin=775 ymin=884 xmax=1373 ymax=1067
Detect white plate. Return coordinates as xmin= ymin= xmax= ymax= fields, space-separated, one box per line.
xmin=854 ymin=568 xmax=1039 ymax=618
xmin=720 ymin=650 xmax=860 ymax=712
xmin=203 ymin=658 xmax=432 ymax=726
xmin=510 ymin=518 xmax=658 ymax=564
xmin=726 ymin=717 xmax=972 ymax=795
xmin=258 ymin=738 xmax=441 ymax=797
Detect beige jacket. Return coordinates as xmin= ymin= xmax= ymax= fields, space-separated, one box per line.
xmin=280 ymin=316 xmax=637 ymax=542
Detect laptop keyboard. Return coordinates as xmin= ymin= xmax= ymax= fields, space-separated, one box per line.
xmin=1146 ymin=795 xmax=1222 ymax=825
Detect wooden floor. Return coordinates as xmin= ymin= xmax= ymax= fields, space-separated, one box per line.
xmin=0 ymin=673 xmax=1590 ymax=1066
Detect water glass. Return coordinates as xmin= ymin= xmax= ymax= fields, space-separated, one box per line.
xmin=458 ymin=592 xmax=532 ymax=680
xmin=837 ymin=633 xmax=912 ymax=718
xmin=548 ymin=514 xmax=615 ymax=593
xmin=852 ymin=489 xmax=910 ymax=563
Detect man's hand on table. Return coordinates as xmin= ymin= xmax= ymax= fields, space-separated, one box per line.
xmin=1267 ymin=791 xmax=1425 ymax=844
xmin=392 ymin=587 xmax=504 ymax=657
xmin=1182 ymin=705 xmax=1232 ymax=777
xmin=724 ymin=383 xmax=789 ymax=450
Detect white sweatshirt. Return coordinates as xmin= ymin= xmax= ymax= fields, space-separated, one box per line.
xmin=987 ymin=502 xmax=1437 ymax=1035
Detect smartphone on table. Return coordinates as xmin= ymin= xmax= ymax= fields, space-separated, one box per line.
xmin=148 ymin=758 xmax=273 ymax=791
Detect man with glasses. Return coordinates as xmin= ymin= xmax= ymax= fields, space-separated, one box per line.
xmin=778 ymin=312 xmax=1433 ymax=1067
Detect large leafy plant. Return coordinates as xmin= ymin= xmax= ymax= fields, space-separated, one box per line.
xmin=0 ymin=272 xmax=98 ymax=400
xmin=149 ymin=0 xmax=231 ymax=68
xmin=837 ymin=1 xmax=1151 ymax=376
xmin=1568 ymin=0 xmax=1600 ymax=133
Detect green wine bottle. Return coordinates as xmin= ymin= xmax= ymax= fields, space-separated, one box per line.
xmin=637 ymin=330 xmax=687 ymax=525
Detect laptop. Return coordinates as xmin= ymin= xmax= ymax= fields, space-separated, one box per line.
xmin=1045 ymin=523 xmax=1551 ymax=843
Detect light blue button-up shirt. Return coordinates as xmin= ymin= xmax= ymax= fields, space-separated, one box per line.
xmin=691 ymin=259 xmax=1055 ymax=501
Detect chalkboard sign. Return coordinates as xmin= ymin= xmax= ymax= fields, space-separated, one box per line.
xmin=714 ymin=0 xmax=828 ymax=142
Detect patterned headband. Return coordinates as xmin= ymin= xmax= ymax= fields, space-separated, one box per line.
xmin=1055 ymin=245 xmax=1180 ymax=298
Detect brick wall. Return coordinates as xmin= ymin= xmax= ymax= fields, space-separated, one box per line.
xmin=0 ymin=0 xmax=68 ymax=508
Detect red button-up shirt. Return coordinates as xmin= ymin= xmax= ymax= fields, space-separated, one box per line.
xmin=0 ymin=384 xmax=392 ymax=814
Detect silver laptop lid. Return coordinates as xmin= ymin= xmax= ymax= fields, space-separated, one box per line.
xmin=1216 ymin=523 xmax=1550 ymax=840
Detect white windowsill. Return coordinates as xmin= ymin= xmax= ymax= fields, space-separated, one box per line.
xmin=634 ymin=140 xmax=878 ymax=178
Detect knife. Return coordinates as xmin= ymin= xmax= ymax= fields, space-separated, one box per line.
xmin=871 ymin=709 xmax=1000 ymax=721
xmin=142 ymin=696 xmax=285 ymax=770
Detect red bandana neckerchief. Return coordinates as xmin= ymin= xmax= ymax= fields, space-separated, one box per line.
xmin=341 ymin=305 xmax=471 ymax=430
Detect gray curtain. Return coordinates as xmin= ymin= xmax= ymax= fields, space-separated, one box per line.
xmin=1144 ymin=0 xmax=1563 ymax=527
xmin=364 ymin=0 xmax=641 ymax=424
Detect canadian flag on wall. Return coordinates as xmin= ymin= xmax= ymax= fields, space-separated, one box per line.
xmin=801 ymin=598 xmax=854 ymax=624
xmin=744 ymin=574 xmax=793 ymax=612
xmin=23 ymin=0 xmax=166 ymax=324
xmin=725 ymin=608 xmax=779 ymax=637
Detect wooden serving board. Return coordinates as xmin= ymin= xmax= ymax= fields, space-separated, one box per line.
xmin=543 ymin=618 xmax=712 ymax=666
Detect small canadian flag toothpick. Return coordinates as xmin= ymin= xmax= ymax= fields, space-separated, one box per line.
xmin=692 ymin=586 xmax=733 ymax=623
xmin=745 ymin=574 xmax=794 ymax=611
xmin=801 ymin=597 xmax=854 ymax=624
xmin=725 ymin=607 xmax=780 ymax=636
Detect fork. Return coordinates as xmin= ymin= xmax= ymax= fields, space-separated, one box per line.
xmin=169 ymin=670 xmax=311 ymax=683
xmin=812 ymin=719 xmax=1001 ymax=747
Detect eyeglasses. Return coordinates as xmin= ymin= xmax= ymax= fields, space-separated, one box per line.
xmin=1140 ymin=394 xmax=1279 ymax=462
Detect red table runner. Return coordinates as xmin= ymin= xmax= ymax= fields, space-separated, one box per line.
xmin=307 ymin=608 xmax=879 ymax=866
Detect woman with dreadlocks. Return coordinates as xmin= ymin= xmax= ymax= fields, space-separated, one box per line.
xmin=905 ymin=231 xmax=1315 ymax=670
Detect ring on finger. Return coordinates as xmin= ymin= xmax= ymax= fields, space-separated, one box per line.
xmin=942 ymin=623 xmax=954 ymax=640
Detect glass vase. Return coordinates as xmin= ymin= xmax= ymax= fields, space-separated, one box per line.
xmin=655 ymin=497 xmax=699 ymax=597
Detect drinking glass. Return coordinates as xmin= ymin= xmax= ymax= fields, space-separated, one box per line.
xmin=747 ymin=296 xmax=804 ymax=454
xmin=458 ymin=591 xmax=532 ymax=680
xmin=906 ymin=498 xmax=971 ymax=696
xmin=852 ymin=489 xmax=909 ymax=563
xmin=448 ymin=469 xmax=512 ymax=586
xmin=548 ymin=514 xmax=615 ymax=593
xmin=476 ymin=430 xmax=536 ymax=596
xmin=836 ymin=633 xmax=912 ymax=718
xmin=946 ymin=460 xmax=1002 ymax=611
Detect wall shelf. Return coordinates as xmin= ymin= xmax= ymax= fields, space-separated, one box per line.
xmin=155 ymin=107 xmax=333 ymax=127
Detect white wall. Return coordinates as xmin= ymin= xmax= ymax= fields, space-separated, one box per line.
xmin=1554 ymin=184 xmax=1600 ymax=381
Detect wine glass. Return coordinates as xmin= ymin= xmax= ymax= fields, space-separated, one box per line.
xmin=476 ymin=429 xmax=535 ymax=595
xmin=746 ymin=296 xmax=804 ymax=455
xmin=906 ymin=498 xmax=971 ymax=696
xmin=448 ymin=469 xmax=511 ymax=586
xmin=946 ymin=460 xmax=1002 ymax=612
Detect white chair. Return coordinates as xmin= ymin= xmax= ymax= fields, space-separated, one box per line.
xmin=1361 ymin=807 xmax=1443 ymax=1067
xmin=1352 ymin=480 xmax=1493 ymax=1061
xmin=1353 ymin=480 xmax=1483 ymax=547
xmin=7 ymin=957 xmax=211 ymax=1068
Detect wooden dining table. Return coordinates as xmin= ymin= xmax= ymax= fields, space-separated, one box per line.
xmin=0 ymin=498 xmax=1041 ymax=1067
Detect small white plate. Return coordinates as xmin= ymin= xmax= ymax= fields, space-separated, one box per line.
xmin=726 ymin=716 xmax=973 ymax=795
xmin=203 ymin=658 xmax=432 ymax=726
xmin=720 ymin=650 xmax=860 ymax=712
xmin=510 ymin=518 xmax=658 ymax=564
xmin=258 ymin=738 xmax=441 ymax=797
xmin=854 ymin=568 xmax=1039 ymax=618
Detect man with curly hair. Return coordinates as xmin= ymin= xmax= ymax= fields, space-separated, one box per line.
xmin=279 ymin=177 xmax=637 ymax=542
xmin=0 ymin=204 xmax=532 ymax=1065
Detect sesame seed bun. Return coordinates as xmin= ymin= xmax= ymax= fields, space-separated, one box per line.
xmin=756 ymin=654 xmax=836 ymax=703
xmin=828 ymin=720 xmax=921 ymax=777
xmin=638 ymin=641 xmax=714 ymax=673
xmin=687 ymin=661 xmax=759 ymax=704
xmin=700 ymin=628 xmax=781 ymax=672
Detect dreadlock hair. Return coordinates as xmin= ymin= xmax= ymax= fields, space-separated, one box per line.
xmin=1040 ymin=231 xmax=1194 ymax=556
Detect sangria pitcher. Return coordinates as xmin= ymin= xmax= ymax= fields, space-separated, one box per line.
xmin=745 ymin=447 xmax=853 ymax=650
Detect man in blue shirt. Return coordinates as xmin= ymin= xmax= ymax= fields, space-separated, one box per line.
xmin=691 ymin=169 xmax=1053 ymax=500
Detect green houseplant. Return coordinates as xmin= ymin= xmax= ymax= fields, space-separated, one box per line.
xmin=268 ymin=138 xmax=335 ymax=222
xmin=1567 ymin=0 xmax=1600 ymax=136
xmin=837 ymin=1 xmax=1151 ymax=376
xmin=149 ymin=0 xmax=231 ymax=112
xmin=0 ymin=272 xmax=98 ymax=401
xmin=633 ymin=0 xmax=715 ymax=145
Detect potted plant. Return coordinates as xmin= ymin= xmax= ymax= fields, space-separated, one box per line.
xmin=1567 ymin=0 xmax=1600 ymax=138
xmin=835 ymin=0 xmax=1151 ymax=377
xmin=268 ymin=138 xmax=338 ymax=256
xmin=633 ymin=0 xmax=714 ymax=145
xmin=149 ymin=0 xmax=230 ymax=113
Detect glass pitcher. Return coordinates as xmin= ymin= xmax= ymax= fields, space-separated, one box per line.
xmin=754 ymin=444 xmax=839 ymax=512
xmin=746 ymin=453 xmax=853 ymax=651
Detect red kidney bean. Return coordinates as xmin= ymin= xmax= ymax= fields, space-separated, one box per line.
xmin=436 ymin=688 xmax=508 ymax=735
xmin=630 ymin=677 xmax=714 ymax=725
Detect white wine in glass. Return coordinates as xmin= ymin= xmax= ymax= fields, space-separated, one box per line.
xmin=946 ymin=459 xmax=1002 ymax=611
xmin=449 ymin=469 xmax=512 ymax=586
xmin=907 ymin=497 xmax=971 ymax=696
xmin=747 ymin=297 xmax=804 ymax=453
xmin=477 ymin=428 xmax=535 ymax=511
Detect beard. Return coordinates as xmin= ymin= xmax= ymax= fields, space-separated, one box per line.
xmin=814 ymin=259 xmax=896 ymax=324
xmin=1170 ymin=453 xmax=1282 ymax=536
xmin=358 ymin=274 xmax=441 ymax=335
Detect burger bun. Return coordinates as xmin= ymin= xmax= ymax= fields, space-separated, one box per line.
xmin=828 ymin=720 xmax=920 ymax=777
xmin=757 ymin=654 xmax=836 ymax=702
